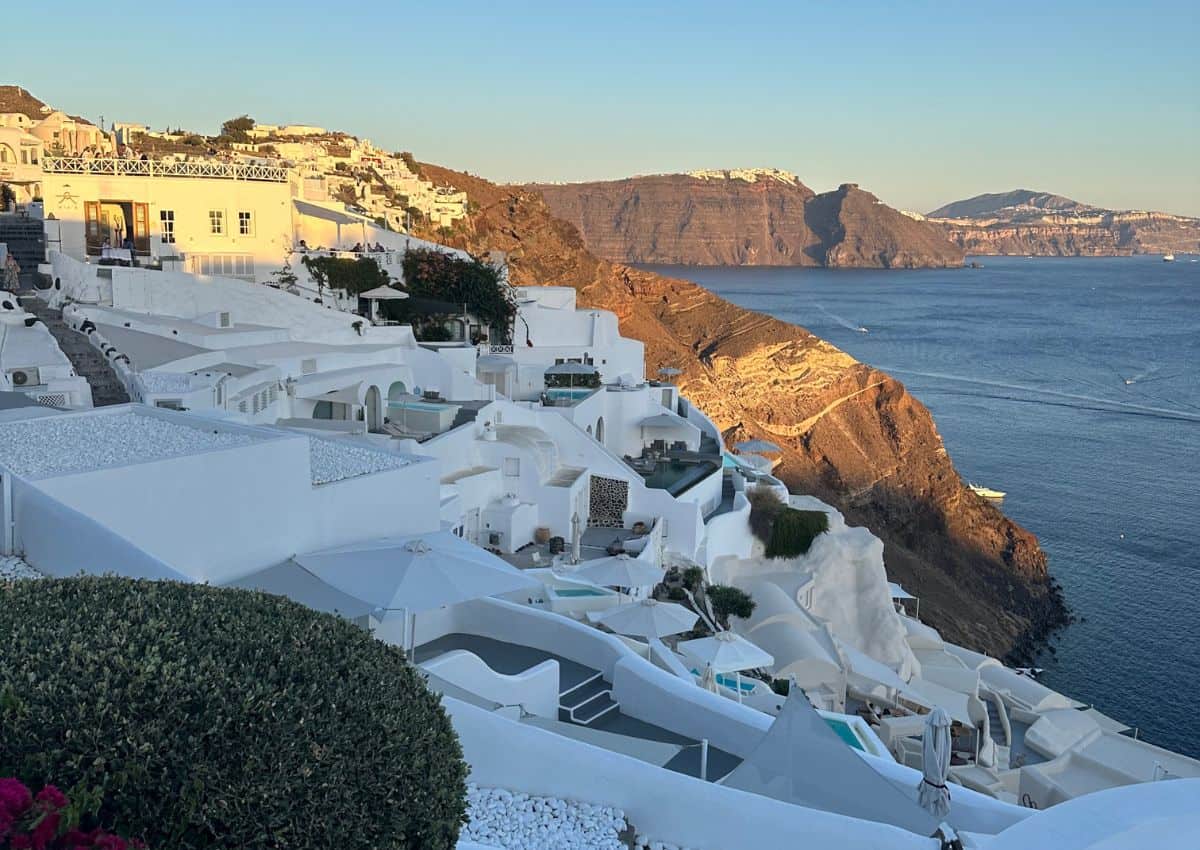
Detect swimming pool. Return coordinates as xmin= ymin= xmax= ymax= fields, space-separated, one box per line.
xmin=824 ymin=717 xmax=867 ymax=751
xmin=388 ymin=399 xmax=452 ymax=412
xmin=639 ymin=458 xmax=721 ymax=496
xmin=553 ymin=587 xmax=611 ymax=598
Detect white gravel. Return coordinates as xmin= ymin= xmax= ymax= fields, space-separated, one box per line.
xmin=307 ymin=437 xmax=410 ymax=485
xmin=461 ymin=785 xmax=626 ymax=850
xmin=0 ymin=411 xmax=260 ymax=478
xmin=138 ymin=371 xmax=194 ymax=393
xmin=0 ymin=555 xmax=42 ymax=580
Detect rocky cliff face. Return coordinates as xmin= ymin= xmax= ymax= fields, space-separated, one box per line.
xmin=930 ymin=190 xmax=1200 ymax=256
xmin=531 ymin=172 xmax=964 ymax=269
xmin=415 ymin=163 xmax=1065 ymax=660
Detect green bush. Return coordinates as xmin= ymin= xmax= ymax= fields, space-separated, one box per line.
xmin=401 ymin=248 xmax=514 ymax=342
xmin=706 ymin=584 xmax=755 ymax=626
xmin=765 ymin=508 xmax=830 ymax=559
xmin=0 ymin=577 xmax=467 ymax=850
xmin=746 ymin=489 xmax=786 ymax=544
xmin=302 ymin=255 xmax=390 ymax=296
xmin=681 ymin=566 xmax=705 ymax=591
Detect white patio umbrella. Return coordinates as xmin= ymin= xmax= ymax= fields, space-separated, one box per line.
xmin=358 ymin=285 xmax=409 ymax=300
xmin=699 ymin=662 xmax=719 ymax=693
xmin=678 ymin=630 xmax=774 ymax=703
xmin=295 ymin=530 xmax=539 ymax=653
xmin=735 ymin=438 xmax=782 ymax=454
xmin=658 ymin=366 xmax=682 ymax=378
xmin=570 ymin=511 xmax=583 ymax=564
xmin=595 ymin=598 xmax=698 ymax=639
xmin=574 ymin=553 xmax=664 ymax=590
xmin=917 ymin=706 xmax=953 ymax=818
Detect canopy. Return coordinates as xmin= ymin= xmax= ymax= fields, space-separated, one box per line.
xmin=735 ymin=438 xmax=782 ymax=454
xmin=918 ymin=707 xmax=953 ymax=818
xmin=573 ymin=554 xmax=664 ymax=589
xmin=592 ymin=598 xmax=698 ymax=638
xmin=737 ymin=452 xmax=775 ymax=472
xmin=900 ymin=677 xmax=974 ymax=726
xmin=305 ymin=382 xmax=363 ymax=405
xmin=678 ymin=630 xmax=774 ymax=674
xmin=639 ymin=412 xmax=689 ymax=429
xmin=294 ymin=530 xmax=539 ymax=613
xmin=476 ymin=354 xmax=516 ymax=373
xmin=359 ymin=285 xmax=409 ymax=300
xmin=888 ymin=582 xmax=916 ymax=600
xmin=836 ymin=639 xmax=910 ymax=694
xmin=226 ymin=560 xmax=375 ymax=619
xmin=723 ymin=689 xmax=939 ymax=835
xmin=544 ymin=361 xmax=598 ymax=376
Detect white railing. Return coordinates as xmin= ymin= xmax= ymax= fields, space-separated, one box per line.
xmin=40 ymin=157 xmax=290 ymax=182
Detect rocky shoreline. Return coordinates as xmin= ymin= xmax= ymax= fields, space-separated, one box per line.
xmin=413 ymin=163 xmax=1066 ymax=661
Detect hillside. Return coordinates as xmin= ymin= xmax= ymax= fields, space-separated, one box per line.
xmin=414 ymin=162 xmax=1065 ymax=662
xmin=930 ymin=189 xmax=1200 ymax=256
xmin=530 ymin=171 xmax=965 ymax=268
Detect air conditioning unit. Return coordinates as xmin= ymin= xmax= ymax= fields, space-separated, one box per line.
xmin=7 ymin=367 xmax=40 ymax=388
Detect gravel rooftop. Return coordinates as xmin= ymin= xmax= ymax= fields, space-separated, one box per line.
xmin=307 ymin=436 xmax=410 ymax=485
xmin=0 ymin=411 xmax=261 ymax=478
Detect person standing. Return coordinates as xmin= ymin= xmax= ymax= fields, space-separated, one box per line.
xmin=2 ymin=254 xmax=20 ymax=291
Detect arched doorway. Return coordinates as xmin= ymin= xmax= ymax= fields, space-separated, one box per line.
xmin=365 ymin=385 xmax=383 ymax=432
xmin=595 ymin=416 xmax=605 ymax=445
xmin=387 ymin=380 xmax=408 ymax=403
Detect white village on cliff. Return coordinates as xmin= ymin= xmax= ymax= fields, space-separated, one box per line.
xmin=1 ymin=87 xmax=1196 ymax=850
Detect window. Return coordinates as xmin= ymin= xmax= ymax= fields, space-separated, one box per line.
xmin=187 ymin=254 xmax=255 ymax=280
xmin=238 ymin=210 xmax=253 ymax=236
xmin=503 ymin=458 xmax=520 ymax=477
xmin=209 ymin=209 xmax=224 ymax=235
xmin=159 ymin=210 xmax=175 ymax=243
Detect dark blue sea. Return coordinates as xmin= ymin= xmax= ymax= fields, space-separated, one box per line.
xmin=643 ymin=257 xmax=1200 ymax=758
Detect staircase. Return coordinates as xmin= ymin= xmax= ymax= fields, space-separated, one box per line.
xmin=0 ymin=214 xmax=46 ymax=290
xmin=20 ymin=298 xmax=131 ymax=406
xmin=558 ymin=672 xmax=619 ymax=726
xmin=985 ymin=697 xmax=1007 ymax=744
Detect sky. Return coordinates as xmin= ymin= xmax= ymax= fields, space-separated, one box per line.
xmin=6 ymin=0 xmax=1198 ymax=215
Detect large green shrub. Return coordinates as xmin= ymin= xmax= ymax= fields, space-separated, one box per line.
xmin=706 ymin=585 xmax=756 ymax=627
xmin=302 ymin=255 xmax=390 ymax=296
xmin=401 ymin=248 xmax=514 ymax=342
xmin=0 ymin=577 xmax=467 ymax=850
xmin=766 ymin=508 xmax=830 ymax=559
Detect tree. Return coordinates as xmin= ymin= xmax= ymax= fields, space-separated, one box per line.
xmin=0 ymin=183 xmax=15 ymax=210
xmin=220 ymin=114 xmax=255 ymax=141
xmin=401 ymin=248 xmax=515 ymax=342
xmin=272 ymin=261 xmax=299 ymax=294
xmin=706 ymin=585 xmax=756 ymax=627
xmin=302 ymin=255 xmax=390 ymax=298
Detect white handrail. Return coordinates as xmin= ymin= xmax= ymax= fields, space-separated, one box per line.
xmin=40 ymin=157 xmax=289 ymax=182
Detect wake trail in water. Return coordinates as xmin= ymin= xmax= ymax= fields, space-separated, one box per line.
xmin=816 ymin=304 xmax=864 ymax=332
xmin=881 ymin=368 xmax=1200 ymax=423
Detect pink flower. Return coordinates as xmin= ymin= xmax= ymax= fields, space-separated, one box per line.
xmin=0 ymin=778 xmax=33 ymax=817
xmin=34 ymin=785 xmax=69 ymax=813
xmin=31 ymin=810 xmax=61 ymax=850
xmin=11 ymin=833 xmax=33 ymax=849
xmin=93 ymin=834 xmax=128 ymax=850
xmin=0 ymin=809 xmax=14 ymax=841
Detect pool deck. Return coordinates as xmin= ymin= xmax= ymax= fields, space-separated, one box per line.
xmin=499 ymin=527 xmax=644 ymax=570
xmin=415 ymin=632 xmax=741 ymax=780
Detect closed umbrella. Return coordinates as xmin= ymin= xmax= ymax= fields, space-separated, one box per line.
xmin=735 ymin=438 xmax=782 ymax=454
xmin=917 ymin=707 xmax=953 ymax=818
xmin=574 ymin=553 xmax=664 ymax=589
xmin=595 ymin=598 xmax=698 ymax=639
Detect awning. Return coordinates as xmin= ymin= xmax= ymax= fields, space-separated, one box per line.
xmin=889 ymin=582 xmax=916 ymax=600
xmin=639 ymin=412 xmax=689 ymax=429
xmin=899 ymin=677 xmax=974 ymax=726
xmin=294 ymin=199 xmax=367 ymax=227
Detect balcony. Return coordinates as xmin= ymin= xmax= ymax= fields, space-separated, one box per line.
xmin=40 ymin=157 xmax=290 ymax=183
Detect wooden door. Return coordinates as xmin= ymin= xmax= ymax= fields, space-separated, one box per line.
xmin=83 ymin=201 xmax=101 ymax=255
xmin=132 ymin=203 xmax=150 ymax=255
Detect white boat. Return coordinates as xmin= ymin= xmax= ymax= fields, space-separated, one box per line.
xmin=857 ymin=326 xmax=869 ymax=334
xmin=1163 ymin=253 xmax=1175 ymax=262
xmin=969 ymin=482 xmax=1006 ymax=499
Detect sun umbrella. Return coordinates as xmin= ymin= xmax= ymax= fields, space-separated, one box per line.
xmin=295 ymin=530 xmax=537 ymax=613
xmin=574 ymin=553 xmax=664 ymax=589
xmin=699 ymin=662 xmax=719 ymax=693
xmin=735 ymin=438 xmax=782 ymax=454
xmin=595 ymin=598 xmax=698 ymax=638
xmin=358 ymin=285 xmax=409 ymax=300
xmin=658 ymin=366 xmax=682 ymax=377
xmin=917 ymin=707 xmax=953 ymax=818
xmin=678 ymin=631 xmax=774 ymax=704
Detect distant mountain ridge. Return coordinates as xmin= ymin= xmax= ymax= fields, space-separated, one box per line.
xmin=930 ymin=189 xmax=1200 ymax=256
xmin=529 ymin=173 xmax=964 ymax=268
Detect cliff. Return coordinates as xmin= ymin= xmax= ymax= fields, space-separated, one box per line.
xmin=930 ymin=190 xmax=1200 ymax=256
xmin=530 ymin=171 xmax=965 ymax=268
xmin=414 ymin=163 xmax=1065 ymax=660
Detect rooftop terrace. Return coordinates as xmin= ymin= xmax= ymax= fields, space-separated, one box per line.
xmin=307 ymin=436 xmax=411 ymax=485
xmin=40 ymin=156 xmax=290 ymax=182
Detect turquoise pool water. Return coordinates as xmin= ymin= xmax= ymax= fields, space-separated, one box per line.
xmin=388 ymin=400 xmax=451 ymax=412
xmin=545 ymin=388 xmax=594 ymax=401
xmin=554 ymin=587 xmax=610 ymax=598
xmin=824 ymin=717 xmax=866 ymax=751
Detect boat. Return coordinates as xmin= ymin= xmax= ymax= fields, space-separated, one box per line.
xmin=1163 ymin=253 xmax=1175 ymax=262
xmin=969 ymin=482 xmax=1006 ymax=499
xmin=857 ymin=326 xmax=869 ymax=334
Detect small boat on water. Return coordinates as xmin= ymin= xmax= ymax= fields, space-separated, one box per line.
xmin=969 ymin=483 xmax=1006 ymax=500
xmin=1163 ymin=253 xmax=1175 ymax=262
xmin=857 ymin=326 xmax=869 ymax=334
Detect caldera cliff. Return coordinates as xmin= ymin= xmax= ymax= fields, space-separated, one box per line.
xmin=530 ymin=170 xmax=965 ymax=268
xmin=414 ymin=163 xmax=1065 ymax=660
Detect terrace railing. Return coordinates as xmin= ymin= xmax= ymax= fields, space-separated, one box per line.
xmin=40 ymin=157 xmax=290 ymax=183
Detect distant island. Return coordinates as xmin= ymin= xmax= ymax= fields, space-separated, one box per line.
xmin=529 ymin=170 xmax=965 ymax=269
xmin=927 ymin=189 xmax=1200 ymax=257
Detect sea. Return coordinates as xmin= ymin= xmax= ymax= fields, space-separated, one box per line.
xmin=642 ymin=256 xmax=1200 ymax=758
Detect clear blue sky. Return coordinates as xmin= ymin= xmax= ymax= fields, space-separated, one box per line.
xmin=7 ymin=0 xmax=1198 ymax=215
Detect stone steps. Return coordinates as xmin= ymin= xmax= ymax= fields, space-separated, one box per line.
xmin=19 ymin=298 xmax=131 ymax=406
